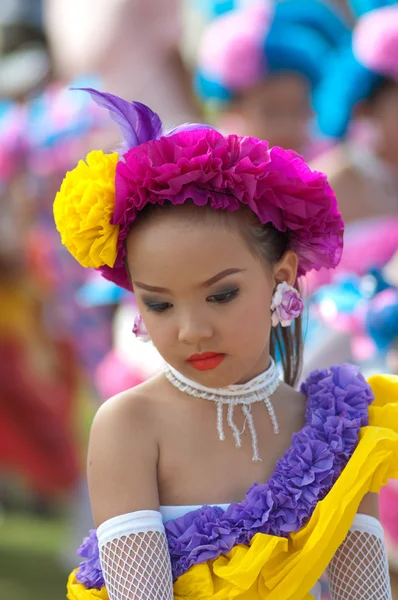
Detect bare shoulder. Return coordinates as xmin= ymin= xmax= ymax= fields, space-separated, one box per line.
xmin=87 ymin=376 xmax=164 ymax=527
xmin=278 ymin=381 xmax=306 ymax=407
xmin=275 ymin=382 xmax=307 ymax=430
xmin=91 ymin=377 xmax=160 ymax=437
xmin=358 ymin=492 xmax=380 ymax=519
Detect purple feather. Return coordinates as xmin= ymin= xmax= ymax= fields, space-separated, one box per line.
xmin=72 ymin=87 xmax=163 ymax=148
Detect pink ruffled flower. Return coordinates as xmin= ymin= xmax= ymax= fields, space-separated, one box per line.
xmin=99 ymin=128 xmax=343 ymax=290
xmin=132 ymin=314 xmax=150 ymax=342
xmin=271 ymin=282 xmax=304 ymax=327
xmin=353 ymin=6 xmax=398 ymax=81
xmin=198 ymin=3 xmax=271 ymax=92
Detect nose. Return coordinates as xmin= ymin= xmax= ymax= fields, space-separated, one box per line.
xmin=177 ymin=311 xmax=214 ymax=346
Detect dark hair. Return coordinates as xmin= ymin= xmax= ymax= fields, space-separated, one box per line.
xmin=131 ymin=201 xmax=303 ymax=387
xmin=237 ymin=214 xmax=303 ymax=388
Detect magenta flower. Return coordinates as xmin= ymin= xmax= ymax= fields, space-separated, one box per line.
xmin=271 ymin=282 xmax=304 ymax=327
xmin=72 ymin=90 xmax=344 ymax=292
xmin=98 ymin=128 xmax=343 ymax=290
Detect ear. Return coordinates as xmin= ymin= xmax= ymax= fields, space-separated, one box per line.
xmin=273 ymin=250 xmax=299 ymax=287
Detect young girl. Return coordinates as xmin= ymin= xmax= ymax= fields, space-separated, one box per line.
xmin=54 ymin=89 xmax=398 ymax=600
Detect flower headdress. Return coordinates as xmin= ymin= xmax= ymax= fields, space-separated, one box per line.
xmin=314 ymin=1 xmax=398 ymax=138
xmin=53 ymin=88 xmax=344 ymax=291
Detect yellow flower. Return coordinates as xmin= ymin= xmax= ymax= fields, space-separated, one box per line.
xmin=67 ymin=570 xmax=109 ymax=600
xmin=54 ymin=150 xmax=119 ymax=269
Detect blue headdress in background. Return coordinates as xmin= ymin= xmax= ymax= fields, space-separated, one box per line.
xmin=314 ymin=0 xmax=398 ymax=139
xmin=194 ymin=0 xmax=350 ymax=103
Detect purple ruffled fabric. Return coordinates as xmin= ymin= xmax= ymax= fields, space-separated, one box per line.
xmin=76 ymin=529 xmax=104 ymax=589
xmin=165 ymin=363 xmax=372 ymax=580
xmin=75 ymin=363 xmax=373 ymax=588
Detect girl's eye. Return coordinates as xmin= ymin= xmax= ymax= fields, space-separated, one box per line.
xmin=145 ymin=302 xmax=173 ymax=313
xmin=207 ymin=289 xmax=239 ymax=304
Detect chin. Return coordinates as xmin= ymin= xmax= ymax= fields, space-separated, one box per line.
xmin=186 ymin=362 xmax=247 ymax=388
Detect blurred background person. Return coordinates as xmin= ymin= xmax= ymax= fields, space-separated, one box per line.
xmin=302 ymin=0 xmax=398 ymax=377
xmin=300 ymin=0 xmax=398 ymax=389
xmin=0 ymin=0 xmax=83 ymax=508
xmin=44 ymin=0 xmax=200 ymax=129
xmin=193 ymin=0 xmax=350 ymax=156
xmin=301 ymin=3 xmax=398 ymax=594
xmin=313 ymin=1 xmax=398 ymax=224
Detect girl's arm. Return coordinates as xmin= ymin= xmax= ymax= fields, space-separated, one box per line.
xmin=327 ymin=492 xmax=393 ymax=600
xmin=87 ymin=392 xmax=174 ymax=600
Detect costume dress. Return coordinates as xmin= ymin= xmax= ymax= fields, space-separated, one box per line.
xmin=66 ymin=365 xmax=398 ymax=599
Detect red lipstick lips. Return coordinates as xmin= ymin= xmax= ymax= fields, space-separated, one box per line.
xmin=186 ymin=352 xmax=226 ymax=371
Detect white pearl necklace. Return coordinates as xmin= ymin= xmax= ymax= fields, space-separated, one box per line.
xmin=163 ymin=359 xmax=281 ymax=462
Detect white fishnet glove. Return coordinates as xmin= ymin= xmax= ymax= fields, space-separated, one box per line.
xmin=97 ymin=511 xmax=173 ymax=600
xmin=327 ymin=514 xmax=392 ymax=599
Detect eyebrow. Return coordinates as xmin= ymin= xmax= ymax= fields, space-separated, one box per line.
xmin=133 ymin=268 xmax=246 ymax=293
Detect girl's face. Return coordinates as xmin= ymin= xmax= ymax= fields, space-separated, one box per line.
xmin=221 ymin=74 xmax=311 ymax=153
xmin=126 ymin=207 xmax=296 ymax=386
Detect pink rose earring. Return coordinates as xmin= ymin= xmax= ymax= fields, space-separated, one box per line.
xmin=271 ymin=282 xmax=304 ymax=327
xmin=132 ymin=314 xmax=150 ymax=342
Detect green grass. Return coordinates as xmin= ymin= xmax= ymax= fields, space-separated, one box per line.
xmin=0 ymin=513 xmax=69 ymax=600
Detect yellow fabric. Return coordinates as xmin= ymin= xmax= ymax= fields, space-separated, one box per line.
xmin=54 ymin=150 xmax=119 ymax=269
xmin=66 ymin=374 xmax=398 ymax=600
xmin=67 ymin=570 xmax=109 ymax=600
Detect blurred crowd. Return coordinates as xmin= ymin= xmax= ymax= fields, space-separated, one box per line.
xmin=0 ymin=0 xmax=397 ymax=597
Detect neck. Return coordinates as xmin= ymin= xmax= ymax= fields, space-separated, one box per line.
xmin=235 ymin=351 xmax=273 ymax=385
xmin=164 ymin=357 xmax=281 ymax=461
xmin=166 ymin=358 xmax=278 ymax=395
